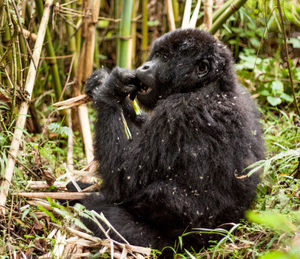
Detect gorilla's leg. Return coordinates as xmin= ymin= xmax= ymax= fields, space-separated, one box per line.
xmin=81 ymin=195 xmax=171 ymax=250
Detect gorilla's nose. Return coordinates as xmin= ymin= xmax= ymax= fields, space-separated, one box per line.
xmin=136 ymin=61 xmax=156 ymax=82
xmin=137 ymin=61 xmax=152 ymax=73
xmin=140 ymin=64 xmax=150 ymax=70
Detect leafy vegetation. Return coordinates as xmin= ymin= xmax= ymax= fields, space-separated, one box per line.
xmin=0 ymin=0 xmax=299 ymax=258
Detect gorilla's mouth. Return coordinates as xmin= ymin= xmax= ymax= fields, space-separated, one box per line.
xmin=136 ymin=80 xmax=153 ymax=96
xmin=138 ymin=83 xmax=152 ymax=95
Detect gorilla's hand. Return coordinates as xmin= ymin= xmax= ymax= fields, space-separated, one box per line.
xmin=106 ymin=67 xmax=140 ymax=102
xmin=85 ymin=69 xmax=109 ymax=99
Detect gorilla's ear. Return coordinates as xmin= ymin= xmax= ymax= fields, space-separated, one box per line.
xmin=196 ymin=59 xmax=210 ymax=78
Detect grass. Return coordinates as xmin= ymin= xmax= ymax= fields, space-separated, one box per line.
xmin=0 ymin=102 xmax=299 ymax=258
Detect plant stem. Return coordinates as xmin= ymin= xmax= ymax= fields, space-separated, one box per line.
xmin=212 ymin=0 xmax=234 ymax=22
xmin=0 ymin=0 xmax=54 ymax=214
xmin=141 ymin=0 xmax=148 ymax=62
xmin=35 ymin=0 xmax=62 ymax=100
xmin=166 ymin=0 xmax=176 ymax=31
xmin=209 ymin=0 xmax=247 ymax=35
xmin=276 ymin=0 xmax=300 ymax=117
xmin=117 ymin=0 xmax=133 ymax=67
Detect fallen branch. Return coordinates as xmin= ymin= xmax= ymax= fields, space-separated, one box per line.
xmin=53 ymin=94 xmax=90 ymax=110
xmin=0 ymin=0 xmax=54 ymax=214
xmin=15 ymin=192 xmax=96 ymax=200
xmin=27 ymin=180 xmax=67 ymax=190
xmin=67 ymin=227 xmax=151 ymax=256
xmin=27 ymin=199 xmax=152 ymax=258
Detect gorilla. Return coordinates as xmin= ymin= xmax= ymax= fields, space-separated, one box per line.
xmin=77 ymin=29 xmax=264 ymax=253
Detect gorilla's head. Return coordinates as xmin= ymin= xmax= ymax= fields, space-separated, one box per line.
xmin=136 ymin=29 xmax=236 ymax=109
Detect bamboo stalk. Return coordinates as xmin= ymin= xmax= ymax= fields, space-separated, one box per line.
xmin=212 ymin=0 xmax=234 ymax=22
xmin=166 ymin=0 xmax=176 ymax=31
xmin=35 ymin=0 xmax=62 ymax=100
xmin=73 ymin=0 xmax=101 ymax=164
xmin=27 ymin=181 xmax=67 ymax=190
xmin=63 ymin=0 xmax=79 ymax=76
xmin=209 ymin=0 xmax=247 ymax=35
xmin=172 ymin=0 xmax=179 ymax=25
xmin=128 ymin=0 xmax=139 ymax=68
xmin=117 ymin=0 xmax=133 ymax=67
xmin=141 ymin=0 xmax=148 ymax=62
xmin=0 ymin=0 xmax=54 ymax=214
xmin=67 ymin=109 xmax=74 ymax=170
xmin=204 ymin=0 xmax=213 ymax=30
xmin=80 ymin=0 xmax=101 ymax=163
xmin=82 ymin=0 xmax=101 ymax=81
xmin=15 ymin=192 xmax=94 ymax=200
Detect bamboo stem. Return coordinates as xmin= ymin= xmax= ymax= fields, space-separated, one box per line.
xmin=83 ymin=0 xmax=101 ymax=81
xmin=0 ymin=0 xmax=54 ymax=214
xmin=209 ymin=0 xmax=247 ymax=35
xmin=73 ymin=0 xmax=101 ymax=164
xmin=141 ymin=0 xmax=148 ymax=62
xmin=172 ymin=0 xmax=179 ymax=25
xmin=128 ymin=0 xmax=139 ymax=68
xmin=212 ymin=0 xmax=234 ymax=22
xmin=35 ymin=0 xmax=62 ymax=100
xmin=64 ymin=0 xmax=79 ymax=76
xmin=67 ymin=109 xmax=74 ymax=170
xmin=15 ymin=192 xmax=94 ymax=200
xmin=166 ymin=0 xmax=176 ymax=31
xmin=204 ymin=0 xmax=213 ymax=30
xmin=117 ymin=0 xmax=133 ymax=67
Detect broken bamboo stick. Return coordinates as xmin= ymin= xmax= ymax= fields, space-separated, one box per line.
xmin=0 ymin=0 xmax=54 ymax=214
xmin=15 ymin=192 xmax=96 ymax=200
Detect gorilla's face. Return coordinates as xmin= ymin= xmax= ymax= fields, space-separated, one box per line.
xmin=135 ymin=29 xmax=234 ymax=109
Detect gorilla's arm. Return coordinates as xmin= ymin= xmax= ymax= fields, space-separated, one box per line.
xmin=91 ymin=68 xmax=147 ymax=199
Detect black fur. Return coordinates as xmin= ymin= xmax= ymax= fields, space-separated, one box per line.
xmin=79 ymin=29 xmax=264 ymax=252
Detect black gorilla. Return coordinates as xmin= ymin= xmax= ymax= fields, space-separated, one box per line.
xmin=79 ymin=29 xmax=264 ymax=251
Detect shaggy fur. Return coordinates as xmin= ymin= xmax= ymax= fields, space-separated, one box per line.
xmin=79 ymin=29 xmax=265 ymax=252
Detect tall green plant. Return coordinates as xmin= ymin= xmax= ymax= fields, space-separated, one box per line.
xmin=117 ymin=0 xmax=133 ymax=68
xmin=35 ymin=0 xmax=62 ymax=100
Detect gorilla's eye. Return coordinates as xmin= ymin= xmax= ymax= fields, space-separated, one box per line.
xmin=197 ymin=59 xmax=210 ymax=77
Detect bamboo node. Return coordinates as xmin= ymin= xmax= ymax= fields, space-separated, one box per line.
xmin=230 ymin=3 xmax=238 ymax=12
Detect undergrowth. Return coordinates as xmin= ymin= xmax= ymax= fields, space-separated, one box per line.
xmin=1 ymin=104 xmax=299 ymax=258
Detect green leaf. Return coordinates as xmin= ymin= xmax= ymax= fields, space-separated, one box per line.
xmin=288 ymin=37 xmax=300 ymax=48
xmin=148 ymin=20 xmax=159 ymax=26
xmin=260 ymin=90 xmax=270 ymax=96
xmin=259 ymin=251 xmax=299 ymax=259
xmin=37 ymin=204 xmax=58 ymax=224
xmin=246 ymin=211 xmax=297 ymax=233
xmin=280 ymin=93 xmax=293 ymax=103
xmin=270 ymin=80 xmax=284 ymax=94
xmin=98 ymin=20 xmax=109 ymax=28
xmin=267 ymin=96 xmax=282 ymax=106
